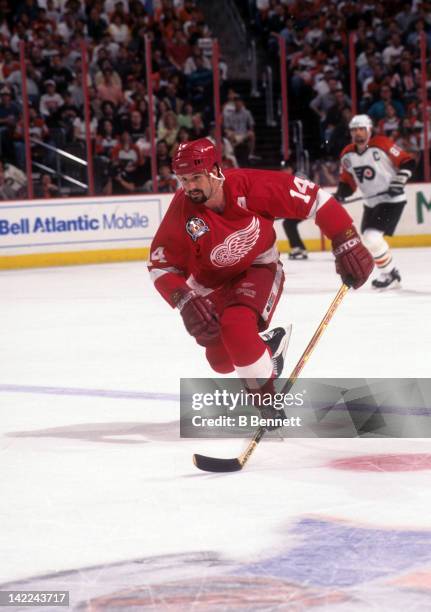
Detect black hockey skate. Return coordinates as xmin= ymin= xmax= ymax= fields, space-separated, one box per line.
xmin=371 ymin=268 xmax=401 ymax=289
xmin=288 ymin=248 xmax=308 ymax=260
xmin=260 ymin=324 xmax=292 ymax=379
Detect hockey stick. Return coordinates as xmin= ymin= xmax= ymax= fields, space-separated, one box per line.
xmin=343 ymin=190 xmax=388 ymax=204
xmin=193 ymin=283 xmax=350 ymax=472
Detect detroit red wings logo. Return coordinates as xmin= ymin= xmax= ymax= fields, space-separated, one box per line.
xmin=210 ymin=217 xmax=260 ymax=267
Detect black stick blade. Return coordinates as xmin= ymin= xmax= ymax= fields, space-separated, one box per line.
xmin=193 ymin=453 xmax=243 ymax=472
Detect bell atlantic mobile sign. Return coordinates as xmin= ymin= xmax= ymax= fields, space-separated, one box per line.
xmin=0 ymin=195 xmax=173 ymax=258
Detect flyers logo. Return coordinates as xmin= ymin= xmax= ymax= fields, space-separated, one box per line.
xmin=353 ymin=165 xmax=375 ymax=183
xmin=210 ymin=217 xmax=260 ymax=267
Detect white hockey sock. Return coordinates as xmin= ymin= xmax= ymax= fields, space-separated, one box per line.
xmin=362 ymin=229 xmax=394 ymax=272
xmin=234 ymin=348 xmax=274 ymax=389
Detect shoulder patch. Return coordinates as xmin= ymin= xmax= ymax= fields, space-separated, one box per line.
xmin=185 ymin=217 xmax=209 ymax=242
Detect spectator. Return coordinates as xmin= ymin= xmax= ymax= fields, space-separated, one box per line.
xmin=382 ymin=33 xmax=404 ymax=66
xmin=36 ymin=173 xmax=59 ymax=198
xmin=157 ymin=163 xmax=179 ymax=193
xmin=105 ymin=158 xmax=149 ymax=196
xmin=42 ymin=55 xmax=70 ymax=97
xmin=377 ymin=102 xmax=401 ymax=136
xmin=96 ymin=66 xmax=124 ymax=106
xmin=111 ymin=130 xmax=141 ymax=165
xmin=0 ymin=160 xmax=27 ymax=200
xmin=157 ymin=109 xmax=179 ymax=150
xmin=156 ymin=139 xmax=172 ymax=171
xmin=177 ymin=101 xmax=194 ymax=130
xmin=39 ymin=80 xmax=64 ymax=120
xmin=367 ymin=84 xmax=405 ymax=121
xmin=95 ymin=119 xmax=119 ymax=158
xmin=309 ymin=78 xmax=341 ymax=124
xmin=189 ymin=111 xmax=206 ymax=140
xmin=108 ymin=12 xmax=131 ymax=45
xmin=223 ymin=95 xmax=257 ymax=161
xmin=184 ymin=44 xmax=211 ymax=75
xmin=123 ymin=109 xmax=147 ymax=142
xmin=86 ymin=6 xmax=108 ymax=42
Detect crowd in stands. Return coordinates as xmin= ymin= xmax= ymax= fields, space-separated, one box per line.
xmin=0 ymin=0 xmax=430 ymax=200
xmin=250 ymin=0 xmax=431 ymax=182
xmin=0 ymin=0 xmax=251 ymax=199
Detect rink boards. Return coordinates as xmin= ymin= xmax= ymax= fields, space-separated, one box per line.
xmin=0 ymin=183 xmax=430 ymax=269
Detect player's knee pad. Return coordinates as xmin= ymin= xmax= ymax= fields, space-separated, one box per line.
xmin=362 ymin=228 xmax=388 ymax=257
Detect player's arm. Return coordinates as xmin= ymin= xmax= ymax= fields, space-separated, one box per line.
xmin=148 ymin=200 xmax=219 ymax=345
xmin=248 ymin=171 xmax=374 ymax=289
xmin=384 ymin=140 xmax=415 ymax=197
xmin=334 ymin=159 xmax=357 ymax=203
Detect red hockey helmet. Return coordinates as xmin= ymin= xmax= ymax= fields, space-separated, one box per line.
xmin=172 ymin=138 xmax=218 ymax=175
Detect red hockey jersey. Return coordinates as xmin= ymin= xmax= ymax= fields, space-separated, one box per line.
xmin=148 ymin=168 xmax=352 ymax=306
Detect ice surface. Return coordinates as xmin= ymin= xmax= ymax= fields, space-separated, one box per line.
xmin=0 ymin=249 xmax=431 ymax=611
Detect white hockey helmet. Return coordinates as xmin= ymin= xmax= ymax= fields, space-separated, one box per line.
xmin=349 ymin=114 xmax=373 ymax=132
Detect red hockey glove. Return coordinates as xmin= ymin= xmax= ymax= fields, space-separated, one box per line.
xmin=172 ymin=289 xmax=220 ymax=346
xmin=332 ymin=226 xmax=374 ymax=289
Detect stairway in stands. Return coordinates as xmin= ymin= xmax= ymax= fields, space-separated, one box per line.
xmin=224 ymin=78 xmax=283 ymax=169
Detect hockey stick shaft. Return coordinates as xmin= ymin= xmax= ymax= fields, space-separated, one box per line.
xmin=237 ymin=283 xmax=350 ymax=468
xmin=343 ymin=190 xmax=388 ymax=204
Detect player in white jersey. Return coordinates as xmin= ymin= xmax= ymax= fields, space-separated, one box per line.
xmin=335 ymin=114 xmax=415 ymax=289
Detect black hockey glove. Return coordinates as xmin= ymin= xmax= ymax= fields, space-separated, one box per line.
xmin=388 ymin=169 xmax=411 ymax=198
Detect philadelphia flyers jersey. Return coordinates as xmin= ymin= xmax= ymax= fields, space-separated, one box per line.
xmin=339 ymin=136 xmax=413 ymax=207
xmin=148 ymin=169 xmax=352 ymax=306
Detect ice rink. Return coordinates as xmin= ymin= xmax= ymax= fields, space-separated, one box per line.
xmin=1 ymin=248 xmax=431 ymax=611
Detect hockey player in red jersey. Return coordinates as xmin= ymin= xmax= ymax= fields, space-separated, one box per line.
xmin=148 ymin=138 xmax=373 ymax=428
xmin=335 ymin=114 xmax=415 ymax=289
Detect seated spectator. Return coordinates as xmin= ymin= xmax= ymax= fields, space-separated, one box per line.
xmin=73 ymin=110 xmax=98 ymax=143
xmin=177 ymin=101 xmax=194 ymax=129
xmin=377 ymin=102 xmax=401 ymax=136
xmin=390 ymin=59 xmax=419 ymax=104
xmin=0 ymin=87 xmax=21 ymax=164
xmin=222 ymin=88 xmax=239 ymax=123
xmin=382 ymin=33 xmax=404 ymax=67
xmin=184 ymin=43 xmax=211 ymax=75
xmin=157 ymin=163 xmax=180 ymax=193
xmin=14 ymin=106 xmax=52 ymax=169
xmin=186 ymin=55 xmax=213 ymax=106
xmin=223 ymin=95 xmax=257 ymax=161
xmin=36 ymin=173 xmax=60 ymax=198
xmin=86 ymin=5 xmax=108 ymax=42
xmin=104 ymin=158 xmax=150 ymax=195
xmin=96 ymin=66 xmax=124 ymax=106
xmin=111 ymin=130 xmax=141 ymax=165
xmin=122 ymin=109 xmax=147 ymax=142
xmin=0 ymin=160 xmax=27 ymax=200
xmin=108 ymin=12 xmax=131 ymax=45
xmin=367 ymin=84 xmax=404 ymax=121
xmin=157 ymin=109 xmax=179 ymax=151
xmin=39 ymin=80 xmax=64 ymax=120
xmin=156 ymin=139 xmax=172 ymax=172
xmin=43 ymin=53 xmax=73 ymax=96
xmin=95 ymin=119 xmax=119 ymax=158
xmin=166 ymin=28 xmax=191 ymax=71
xmin=189 ymin=111 xmax=206 ymax=140
xmin=207 ymin=123 xmax=238 ymax=168
xmin=6 ymin=63 xmax=40 ymax=106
